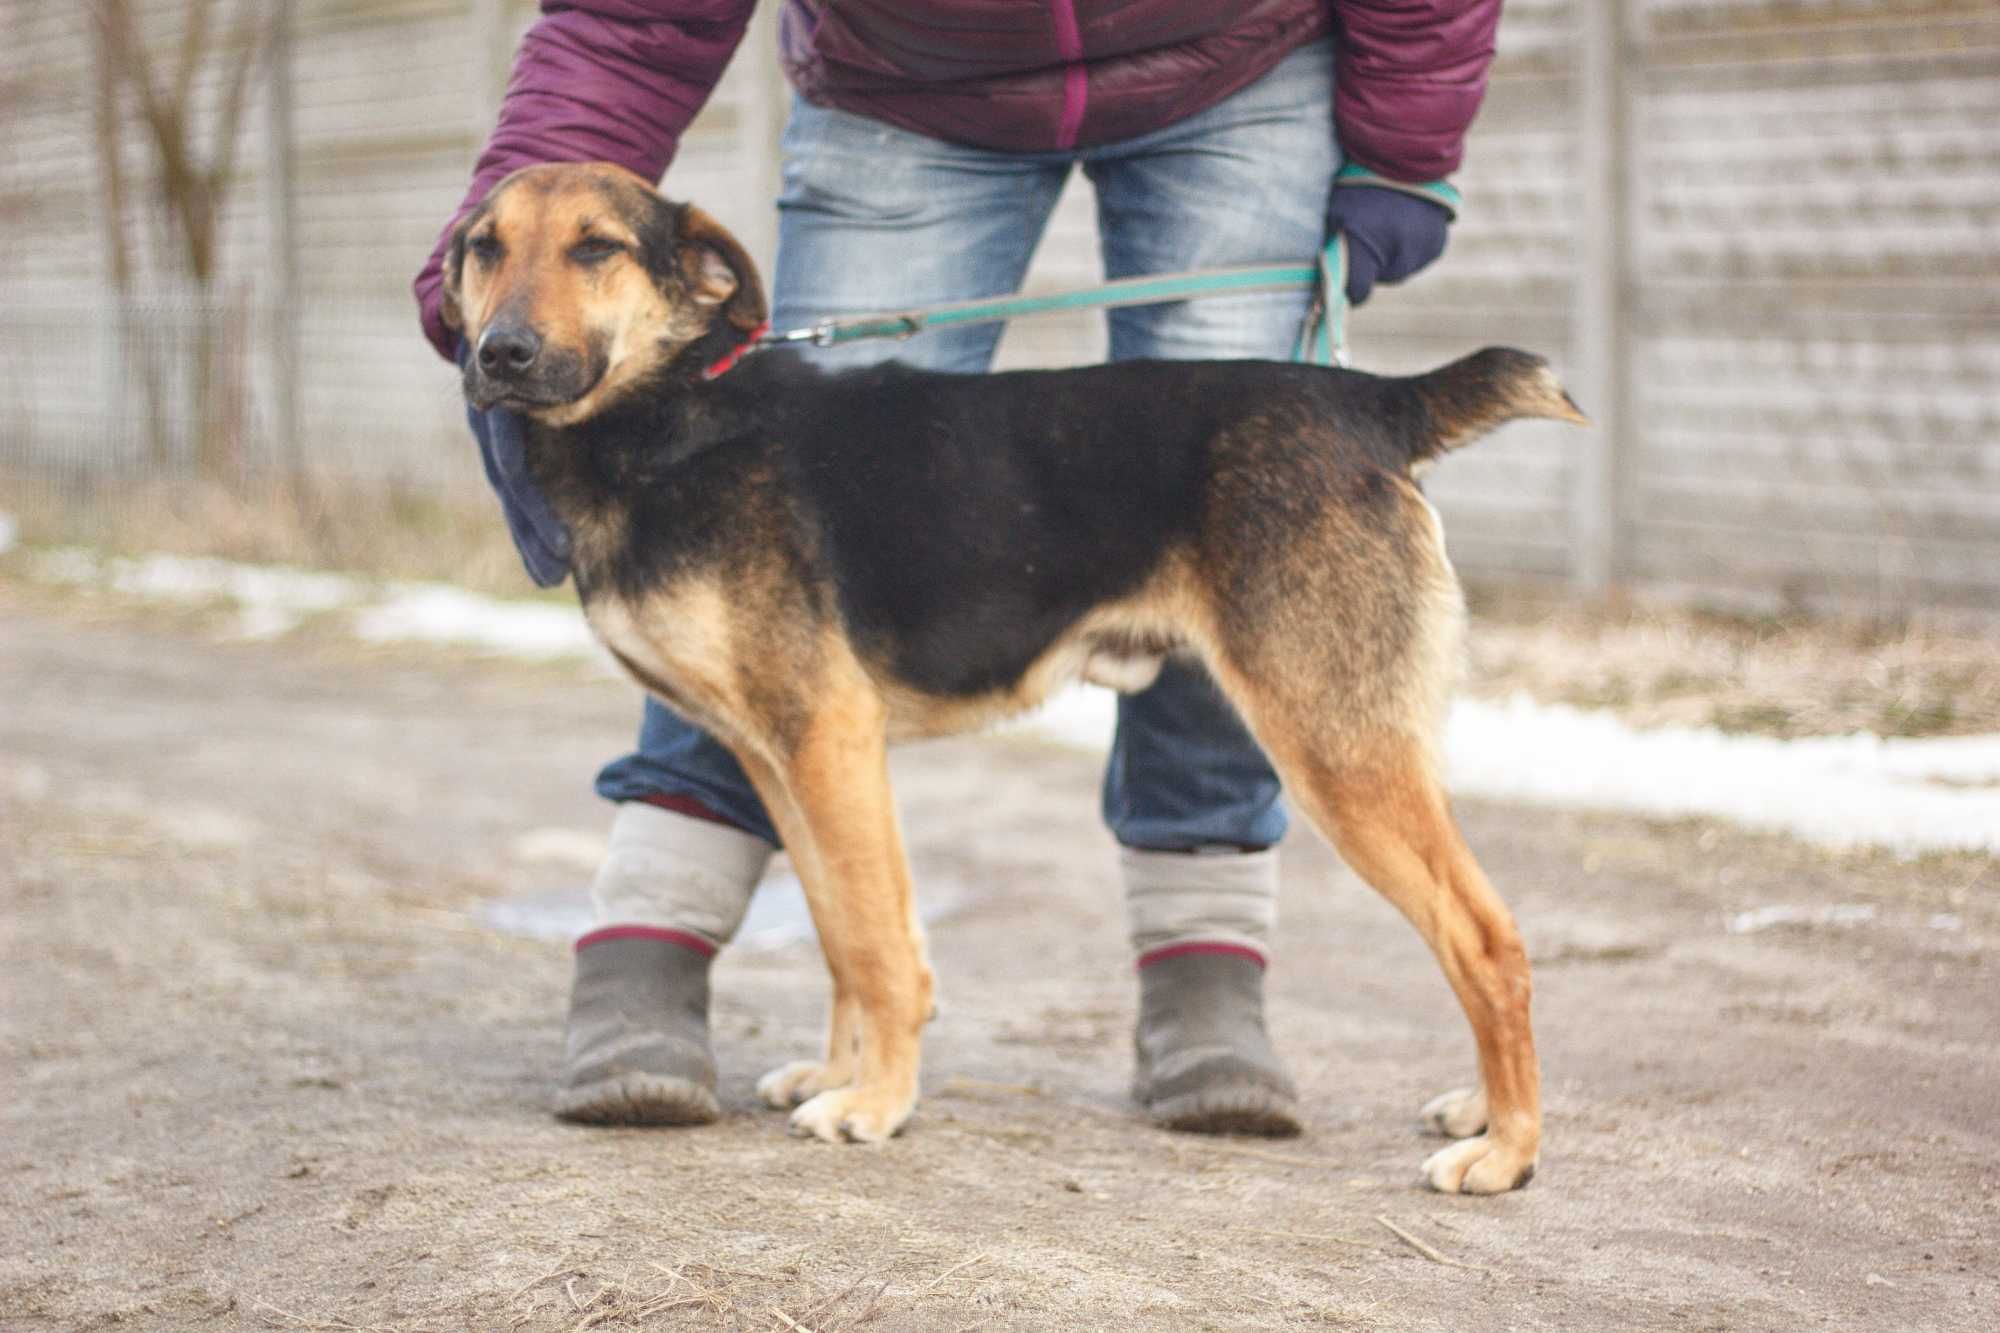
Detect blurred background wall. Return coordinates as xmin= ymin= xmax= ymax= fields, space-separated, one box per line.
xmin=2 ymin=1 xmax=1995 ymax=615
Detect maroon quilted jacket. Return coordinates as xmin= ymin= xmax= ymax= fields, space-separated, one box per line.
xmin=417 ymin=0 xmax=1502 ymax=356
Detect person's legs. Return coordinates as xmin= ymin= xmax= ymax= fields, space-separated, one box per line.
xmin=594 ymin=98 xmax=1070 ymax=845
xmin=558 ymin=100 xmax=1068 ymax=1124
xmin=1083 ymin=38 xmax=1340 ymax=1134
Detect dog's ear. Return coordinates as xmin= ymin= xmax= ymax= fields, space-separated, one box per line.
xmin=439 ymin=225 xmax=467 ymax=333
xmin=674 ymin=206 xmax=768 ymax=334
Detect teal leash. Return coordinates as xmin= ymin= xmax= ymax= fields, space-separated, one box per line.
xmin=752 ymin=165 xmax=1463 ymax=372
xmin=757 ymin=234 xmax=1355 ymax=370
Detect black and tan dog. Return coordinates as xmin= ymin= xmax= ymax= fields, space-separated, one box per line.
xmin=442 ymin=162 xmax=1587 ymax=1194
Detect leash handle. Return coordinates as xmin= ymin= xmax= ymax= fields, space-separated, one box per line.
xmin=1293 ymin=234 xmax=1351 ymax=370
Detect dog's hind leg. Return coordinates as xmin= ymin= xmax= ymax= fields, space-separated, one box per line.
xmin=736 ymin=684 xmax=933 ymax=1145
xmin=1261 ymin=727 xmax=1540 ymax=1193
xmin=1193 ymin=449 xmax=1540 ymax=1191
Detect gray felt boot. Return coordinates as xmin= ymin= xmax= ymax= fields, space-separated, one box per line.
xmin=554 ymin=932 xmax=721 ymax=1126
xmin=1133 ymin=949 xmax=1302 ymax=1137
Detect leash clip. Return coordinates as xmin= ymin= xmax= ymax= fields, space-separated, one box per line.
xmin=757 ymin=315 xmax=925 ymax=350
xmin=761 ymin=323 xmax=831 ymax=348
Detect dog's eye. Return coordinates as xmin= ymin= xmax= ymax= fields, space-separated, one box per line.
xmin=569 ymin=238 xmax=623 ymax=265
xmin=468 ymin=233 xmax=502 ymax=264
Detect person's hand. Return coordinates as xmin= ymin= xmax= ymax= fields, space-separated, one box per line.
xmin=1325 ymin=180 xmax=1454 ymax=306
xmin=458 ymin=343 xmax=572 ymax=588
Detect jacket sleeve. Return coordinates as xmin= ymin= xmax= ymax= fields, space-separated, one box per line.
xmin=1331 ymin=0 xmax=1501 ymax=182
xmin=415 ymin=0 xmax=757 ymax=358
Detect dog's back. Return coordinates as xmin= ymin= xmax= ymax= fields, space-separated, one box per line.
xmin=557 ymin=347 xmax=1585 ymax=710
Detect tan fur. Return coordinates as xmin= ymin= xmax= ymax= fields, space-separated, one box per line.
xmin=450 ymin=165 xmax=1574 ymax=1187
xmin=445 ymin=163 xmax=724 ymax=427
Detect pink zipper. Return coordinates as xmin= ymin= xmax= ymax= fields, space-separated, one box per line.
xmin=1050 ymin=0 xmax=1086 ymax=150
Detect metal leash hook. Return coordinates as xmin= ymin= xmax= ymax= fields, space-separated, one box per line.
xmin=759 ymin=313 xmax=929 ymax=349
xmin=759 ymin=323 xmax=827 ymax=348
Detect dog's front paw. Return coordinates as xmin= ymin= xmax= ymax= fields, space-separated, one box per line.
xmin=1421 ymin=1133 xmax=1537 ymax=1194
xmin=1420 ymin=1085 xmax=1488 ymax=1139
xmin=756 ymin=1060 xmax=847 ymax=1109
xmin=787 ymin=1085 xmax=915 ymax=1145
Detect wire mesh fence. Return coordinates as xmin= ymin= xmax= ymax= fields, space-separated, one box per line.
xmin=1 ymin=289 xmax=481 ymax=501
xmin=4 ymin=1 xmax=1997 ymax=619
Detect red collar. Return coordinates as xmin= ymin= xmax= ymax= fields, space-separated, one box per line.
xmin=701 ymin=320 xmax=769 ymax=380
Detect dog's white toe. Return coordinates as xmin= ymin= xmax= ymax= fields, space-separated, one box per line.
xmin=1420 ymin=1085 xmax=1488 ymax=1139
xmin=757 ymin=1060 xmax=844 ymax=1109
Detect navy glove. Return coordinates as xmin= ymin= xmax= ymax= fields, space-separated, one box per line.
xmin=1326 ymin=180 xmax=1455 ymax=306
xmin=458 ymin=343 xmax=572 ymax=588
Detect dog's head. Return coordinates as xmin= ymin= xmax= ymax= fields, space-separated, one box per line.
xmin=441 ymin=163 xmax=766 ymax=425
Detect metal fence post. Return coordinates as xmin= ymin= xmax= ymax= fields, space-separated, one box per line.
xmin=263 ymin=0 xmax=299 ymax=462
xmin=737 ymin=3 xmax=788 ymax=271
xmin=471 ymin=0 xmax=512 ymax=133
xmin=1570 ymin=0 xmax=1634 ymax=593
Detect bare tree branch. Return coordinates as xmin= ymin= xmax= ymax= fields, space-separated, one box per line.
xmin=173 ymin=0 xmax=216 ymax=116
xmin=87 ymin=5 xmax=132 ymax=293
xmin=97 ymin=0 xmax=176 ymax=174
xmin=206 ymin=0 xmax=273 ymax=232
xmin=87 ymin=0 xmax=273 ymax=476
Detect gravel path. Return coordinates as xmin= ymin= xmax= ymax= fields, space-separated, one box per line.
xmin=3 ymin=596 xmax=1995 ymax=1330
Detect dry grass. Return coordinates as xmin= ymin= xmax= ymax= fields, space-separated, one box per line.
xmin=6 ymin=474 xmax=1995 ymax=741
xmin=4 ymin=467 xmax=533 ymax=598
xmin=1465 ymin=584 xmax=2000 ymax=739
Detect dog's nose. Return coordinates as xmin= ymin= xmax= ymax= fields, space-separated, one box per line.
xmin=477 ymin=324 xmax=542 ymax=377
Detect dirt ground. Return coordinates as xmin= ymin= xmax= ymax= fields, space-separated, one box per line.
xmin=3 ymin=587 xmax=1996 ymax=1332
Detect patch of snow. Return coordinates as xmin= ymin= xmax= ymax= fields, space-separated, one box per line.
xmin=1011 ymin=688 xmax=2000 ymax=858
xmin=104 ymin=554 xmax=363 ymax=615
xmin=154 ymin=803 xmax=259 ymax=852
xmin=475 ymin=887 xmax=593 ymax=942
xmin=351 ymin=584 xmax=599 ymax=661
xmin=32 ymin=547 xmax=105 ymax=584
xmin=1784 ymin=731 xmax=2000 ymax=786
xmin=0 ymin=759 xmax=53 ymax=803
xmin=29 ymin=550 xmax=601 ymax=661
xmin=1725 ymin=903 xmax=1877 ymax=936
xmin=1442 ymin=696 xmax=2000 ymax=858
xmin=1928 ymin=913 xmax=1963 ymax=932
xmin=230 ymin=602 xmax=311 ymax=642
xmin=21 ymin=548 xmax=2000 ymax=860
xmin=510 ymin=826 xmax=608 ymax=872
xmin=736 ymin=870 xmax=819 ymax=951
xmin=0 ymin=511 xmax=17 ymax=556
xmin=1000 ymin=682 xmax=1117 ymax=750
xmin=733 ymin=868 xmax=969 ymax=953
xmin=33 ymin=550 xmax=363 ymax=638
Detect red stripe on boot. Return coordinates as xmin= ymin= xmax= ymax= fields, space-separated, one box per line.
xmin=575 ymin=924 xmax=717 ymax=958
xmin=1136 ymin=940 xmax=1267 ymax=971
xmin=637 ymin=791 xmax=752 ymax=834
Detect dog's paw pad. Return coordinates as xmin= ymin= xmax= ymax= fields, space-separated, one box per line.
xmin=1419 ymin=1085 xmax=1487 ymax=1139
xmin=756 ymin=1060 xmax=844 ymax=1109
xmin=1421 ymin=1134 xmax=1536 ymax=1195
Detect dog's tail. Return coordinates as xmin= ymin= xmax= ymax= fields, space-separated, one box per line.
xmin=1398 ymin=347 xmax=1589 ymax=464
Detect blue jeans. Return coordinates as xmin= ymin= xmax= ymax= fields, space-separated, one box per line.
xmin=598 ymin=40 xmax=1341 ymax=852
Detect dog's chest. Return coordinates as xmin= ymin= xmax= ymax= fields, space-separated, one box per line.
xmin=582 ymin=583 xmax=742 ymax=728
